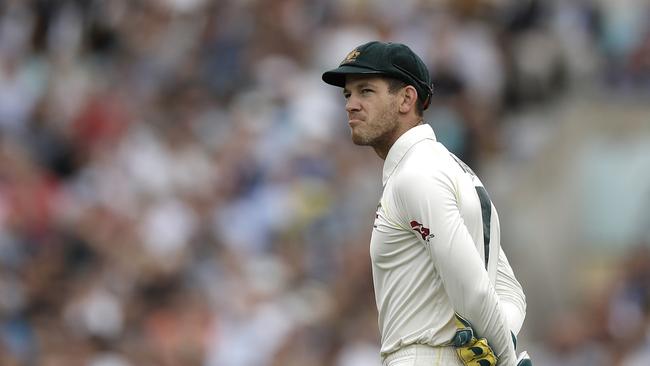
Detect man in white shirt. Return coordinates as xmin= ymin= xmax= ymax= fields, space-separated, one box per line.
xmin=322 ymin=41 xmax=531 ymax=366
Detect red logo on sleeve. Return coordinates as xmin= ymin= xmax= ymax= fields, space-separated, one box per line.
xmin=410 ymin=220 xmax=434 ymax=241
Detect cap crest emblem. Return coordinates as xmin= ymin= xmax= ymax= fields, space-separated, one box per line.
xmin=340 ymin=49 xmax=360 ymax=65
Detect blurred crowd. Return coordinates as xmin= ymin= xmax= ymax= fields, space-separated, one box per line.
xmin=0 ymin=0 xmax=649 ymax=365
xmin=532 ymin=245 xmax=650 ymax=366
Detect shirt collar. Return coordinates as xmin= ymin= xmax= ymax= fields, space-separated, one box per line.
xmin=382 ymin=123 xmax=436 ymax=186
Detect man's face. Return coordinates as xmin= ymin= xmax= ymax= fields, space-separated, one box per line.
xmin=343 ymin=75 xmax=400 ymax=147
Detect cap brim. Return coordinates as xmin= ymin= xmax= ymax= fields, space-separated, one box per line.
xmin=322 ymin=65 xmax=384 ymax=87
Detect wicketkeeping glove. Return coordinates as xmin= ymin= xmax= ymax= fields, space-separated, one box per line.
xmin=452 ymin=313 xmax=497 ymax=366
xmin=452 ymin=313 xmax=533 ymax=366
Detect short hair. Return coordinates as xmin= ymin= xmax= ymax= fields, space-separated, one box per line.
xmin=385 ymin=78 xmax=425 ymax=117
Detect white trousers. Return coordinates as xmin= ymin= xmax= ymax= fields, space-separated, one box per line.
xmin=382 ymin=344 xmax=463 ymax=366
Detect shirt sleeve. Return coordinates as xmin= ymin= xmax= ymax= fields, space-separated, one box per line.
xmin=395 ymin=169 xmax=518 ymax=365
xmin=496 ymin=246 xmax=527 ymax=336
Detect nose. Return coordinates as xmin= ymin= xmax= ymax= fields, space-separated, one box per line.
xmin=345 ymin=95 xmax=361 ymax=114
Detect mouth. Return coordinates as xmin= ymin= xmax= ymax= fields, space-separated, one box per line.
xmin=348 ymin=118 xmax=363 ymax=126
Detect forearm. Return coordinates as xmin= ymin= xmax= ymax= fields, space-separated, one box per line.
xmin=434 ymin=230 xmax=517 ymax=365
xmin=495 ymin=247 xmax=526 ymax=336
xmin=501 ymin=301 xmax=525 ymax=337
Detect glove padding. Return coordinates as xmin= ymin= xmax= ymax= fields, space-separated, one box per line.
xmin=452 ymin=313 xmax=533 ymax=366
xmin=452 ymin=314 xmax=497 ymax=366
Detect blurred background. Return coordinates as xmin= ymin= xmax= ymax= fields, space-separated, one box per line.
xmin=0 ymin=0 xmax=649 ymax=365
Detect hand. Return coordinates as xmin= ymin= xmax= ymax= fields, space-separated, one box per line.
xmin=451 ymin=314 xmax=534 ymax=366
xmin=452 ymin=314 xmax=497 ymax=366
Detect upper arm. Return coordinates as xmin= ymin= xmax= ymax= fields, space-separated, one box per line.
xmin=395 ymin=170 xmax=492 ymax=315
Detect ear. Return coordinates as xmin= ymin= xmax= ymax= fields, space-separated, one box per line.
xmin=399 ymin=85 xmax=418 ymax=114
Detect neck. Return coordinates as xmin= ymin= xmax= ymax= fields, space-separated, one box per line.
xmin=373 ymin=145 xmax=391 ymax=160
xmin=373 ymin=118 xmax=423 ymax=160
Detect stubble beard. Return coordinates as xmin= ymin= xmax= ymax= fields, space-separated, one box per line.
xmin=350 ymin=101 xmax=400 ymax=149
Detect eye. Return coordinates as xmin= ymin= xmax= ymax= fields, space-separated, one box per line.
xmin=361 ymin=88 xmax=373 ymax=94
xmin=343 ymin=91 xmax=351 ymax=99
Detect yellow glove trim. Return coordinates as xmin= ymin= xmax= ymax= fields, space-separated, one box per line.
xmin=453 ymin=314 xmax=498 ymax=366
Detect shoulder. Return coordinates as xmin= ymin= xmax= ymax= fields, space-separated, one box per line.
xmin=396 ymin=140 xmax=456 ymax=180
xmin=391 ymin=140 xmax=458 ymax=197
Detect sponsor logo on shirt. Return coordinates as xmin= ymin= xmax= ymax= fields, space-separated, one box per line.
xmin=410 ymin=220 xmax=434 ymax=242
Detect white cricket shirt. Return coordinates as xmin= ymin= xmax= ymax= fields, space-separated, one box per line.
xmin=370 ymin=124 xmax=526 ymax=365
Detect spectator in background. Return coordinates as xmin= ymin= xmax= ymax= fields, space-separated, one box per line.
xmin=0 ymin=0 xmax=648 ymax=365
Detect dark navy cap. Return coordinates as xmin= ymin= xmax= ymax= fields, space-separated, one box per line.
xmin=322 ymin=41 xmax=433 ymax=109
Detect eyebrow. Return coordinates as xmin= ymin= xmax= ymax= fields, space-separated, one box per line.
xmin=343 ymin=81 xmax=375 ymax=94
